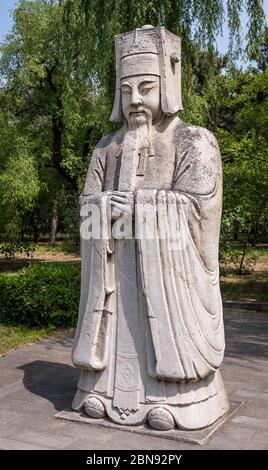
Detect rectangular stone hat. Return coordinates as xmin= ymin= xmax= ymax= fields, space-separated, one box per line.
xmin=110 ymin=25 xmax=183 ymax=122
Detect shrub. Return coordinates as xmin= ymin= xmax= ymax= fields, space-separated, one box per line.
xmin=0 ymin=262 xmax=80 ymax=327
xmin=0 ymin=242 xmax=35 ymax=259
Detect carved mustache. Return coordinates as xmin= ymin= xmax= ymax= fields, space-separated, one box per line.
xmin=127 ymin=107 xmax=153 ymax=120
xmin=129 ymin=108 xmax=145 ymax=116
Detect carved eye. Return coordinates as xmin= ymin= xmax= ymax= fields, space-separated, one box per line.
xmin=121 ymin=88 xmax=131 ymax=95
xmin=141 ymin=87 xmax=152 ymax=95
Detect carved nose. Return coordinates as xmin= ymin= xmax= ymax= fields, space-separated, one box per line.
xmin=131 ymin=92 xmax=142 ymax=106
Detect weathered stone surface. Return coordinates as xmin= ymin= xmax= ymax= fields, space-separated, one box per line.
xmin=72 ymin=24 xmax=229 ymax=430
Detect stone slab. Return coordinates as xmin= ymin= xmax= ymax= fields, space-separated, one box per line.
xmin=55 ymin=400 xmax=244 ymax=446
xmin=0 ymin=436 xmax=51 ymax=450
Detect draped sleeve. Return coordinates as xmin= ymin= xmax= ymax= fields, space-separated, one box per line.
xmin=72 ymin=134 xmax=115 ymax=371
xmin=136 ymin=125 xmax=225 ymax=382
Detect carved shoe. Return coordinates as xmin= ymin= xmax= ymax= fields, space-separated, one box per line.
xmin=148 ymin=407 xmax=175 ymax=431
xmin=84 ymin=397 xmax=106 ymax=419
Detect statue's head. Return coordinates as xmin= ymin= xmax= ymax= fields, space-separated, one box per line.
xmin=110 ymin=25 xmax=183 ymax=126
xmin=120 ymin=74 xmax=161 ymax=128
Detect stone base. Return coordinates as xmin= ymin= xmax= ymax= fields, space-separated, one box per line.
xmin=54 ymin=401 xmax=244 ymax=445
xmin=72 ymin=370 xmax=230 ymax=429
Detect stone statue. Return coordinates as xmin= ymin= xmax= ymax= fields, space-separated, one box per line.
xmin=72 ymin=25 xmax=229 ymax=431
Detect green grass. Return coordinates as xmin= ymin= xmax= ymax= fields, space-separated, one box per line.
xmin=220 ymin=274 xmax=268 ymax=303
xmin=35 ymin=242 xmax=80 ymax=255
xmin=0 ymin=323 xmax=57 ymax=356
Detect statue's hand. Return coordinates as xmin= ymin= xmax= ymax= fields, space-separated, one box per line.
xmin=110 ymin=191 xmax=134 ymax=220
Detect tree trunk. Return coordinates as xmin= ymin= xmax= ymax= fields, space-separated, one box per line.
xmin=49 ymin=204 xmax=59 ymax=246
xmin=29 ymin=211 xmax=40 ymax=243
xmin=45 ymin=65 xmax=77 ymax=191
xmin=238 ymin=232 xmax=250 ymax=274
xmin=20 ymin=215 xmax=25 ymax=242
xmin=33 ymin=224 xmax=39 ymax=243
xmin=51 ymin=109 xmax=78 ymax=190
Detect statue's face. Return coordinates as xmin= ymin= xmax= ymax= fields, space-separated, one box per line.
xmin=120 ymin=75 xmax=161 ymax=128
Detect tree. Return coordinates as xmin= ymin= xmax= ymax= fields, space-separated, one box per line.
xmin=215 ymin=66 xmax=268 ymax=271
xmin=0 ymin=103 xmax=40 ymax=240
xmin=62 ymin=0 xmax=266 ymax=108
xmin=0 ymin=0 xmax=107 ymax=241
xmin=0 ymin=0 xmax=266 ymax=246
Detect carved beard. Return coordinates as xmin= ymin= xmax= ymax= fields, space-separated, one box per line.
xmin=127 ymin=107 xmax=153 ymax=130
xmin=126 ymin=108 xmax=153 ymax=151
xmin=119 ymin=109 xmax=155 ymax=190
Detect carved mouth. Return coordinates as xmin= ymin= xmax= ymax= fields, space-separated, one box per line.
xmin=129 ymin=111 xmax=145 ymax=116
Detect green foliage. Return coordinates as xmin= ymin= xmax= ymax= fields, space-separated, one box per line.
xmin=220 ymin=247 xmax=265 ymax=275
xmin=215 ymin=66 xmax=268 ymax=270
xmin=0 ymin=0 xmax=267 ymax=267
xmin=0 ymin=0 xmax=109 ymax=186
xmin=62 ymin=0 xmax=266 ymax=109
xmin=0 ymin=262 xmax=80 ymax=327
xmin=0 ymin=0 xmax=105 ymax=241
xmin=0 ymin=242 xmax=35 ymax=259
xmin=0 ymin=110 xmax=40 ymax=239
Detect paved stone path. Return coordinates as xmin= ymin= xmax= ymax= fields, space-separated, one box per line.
xmin=0 ymin=309 xmax=267 ymax=450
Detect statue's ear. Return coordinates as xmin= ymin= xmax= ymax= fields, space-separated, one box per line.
xmin=159 ymin=28 xmax=183 ymax=115
xmin=110 ymin=34 xmax=124 ymax=122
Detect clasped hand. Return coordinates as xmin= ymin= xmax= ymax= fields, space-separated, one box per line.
xmin=109 ymin=191 xmax=134 ymax=220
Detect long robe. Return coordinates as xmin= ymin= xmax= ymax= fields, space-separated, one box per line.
xmin=72 ymin=116 xmax=229 ymax=429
